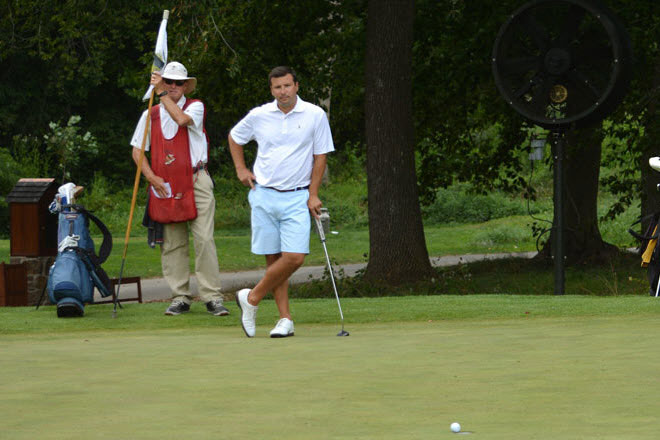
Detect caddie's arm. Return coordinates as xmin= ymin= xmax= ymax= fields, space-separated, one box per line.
xmin=308 ymin=154 xmax=327 ymax=218
xmin=228 ymin=134 xmax=256 ymax=189
xmin=151 ymin=72 xmax=193 ymax=127
xmin=132 ymin=147 xmax=168 ymax=198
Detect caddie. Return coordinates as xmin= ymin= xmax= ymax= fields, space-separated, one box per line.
xmin=130 ymin=61 xmax=228 ymax=317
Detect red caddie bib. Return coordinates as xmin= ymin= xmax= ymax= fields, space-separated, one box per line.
xmin=147 ymin=99 xmax=203 ymax=223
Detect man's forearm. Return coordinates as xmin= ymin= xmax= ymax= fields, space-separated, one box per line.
xmin=132 ymin=147 xmax=158 ymax=184
xmin=158 ymin=95 xmax=192 ymax=126
xmin=228 ymin=135 xmax=256 ymax=187
xmin=228 ymin=135 xmax=248 ymax=172
xmin=309 ymin=154 xmax=327 ymax=197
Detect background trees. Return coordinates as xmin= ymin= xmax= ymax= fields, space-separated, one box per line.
xmin=0 ymin=1 xmax=162 ymax=181
xmin=1 ymin=0 xmax=659 ymax=270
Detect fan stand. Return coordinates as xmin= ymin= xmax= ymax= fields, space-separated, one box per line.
xmin=492 ymin=0 xmax=632 ymax=295
xmin=551 ymin=130 xmax=566 ymax=294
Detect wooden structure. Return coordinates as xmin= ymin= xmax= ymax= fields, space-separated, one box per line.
xmin=95 ymin=277 xmax=143 ymax=304
xmin=6 ymin=178 xmax=58 ymax=257
xmin=0 ymin=262 xmax=28 ymax=306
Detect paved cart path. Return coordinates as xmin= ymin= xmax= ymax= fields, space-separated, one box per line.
xmin=104 ymin=251 xmax=537 ymax=303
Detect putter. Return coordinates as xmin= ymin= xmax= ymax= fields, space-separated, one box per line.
xmin=314 ymin=216 xmax=349 ymax=336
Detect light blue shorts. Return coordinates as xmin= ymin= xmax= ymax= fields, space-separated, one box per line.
xmin=248 ymin=184 xmax=310 ymax=255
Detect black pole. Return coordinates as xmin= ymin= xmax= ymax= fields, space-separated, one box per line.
xmin=552 ymin=130 xmax=565 ymax=295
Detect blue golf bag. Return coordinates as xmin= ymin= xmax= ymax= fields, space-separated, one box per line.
xmin=47 ymin=204 xmax=113 ymax=317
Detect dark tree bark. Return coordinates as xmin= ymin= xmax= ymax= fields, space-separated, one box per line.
xmin=540 ymin=127 xmax=618 ymax=264
xmin=364 ymin=0 xmax=435 ymax=283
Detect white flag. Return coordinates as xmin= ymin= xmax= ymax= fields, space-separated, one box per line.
xmin=142 ymin=10 xmax=169 ymax=101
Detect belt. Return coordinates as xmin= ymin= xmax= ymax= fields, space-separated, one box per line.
xmin=264 ymin=185 xmax=309 ymax=192
xmin=192 ymin=162 xmax=207 ymax=173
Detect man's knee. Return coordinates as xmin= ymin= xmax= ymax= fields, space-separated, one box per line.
xmin=282 ymin=252 xmax=305 ymax=268
xmin=265 ymin=253 xmax=283 ymax=266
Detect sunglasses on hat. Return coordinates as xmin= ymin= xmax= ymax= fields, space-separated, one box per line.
xmin=164 ymin=78 xmax=186 ymax=86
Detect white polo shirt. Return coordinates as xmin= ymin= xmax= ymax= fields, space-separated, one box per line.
xmin=230 ymin=96 xmax=334 ymax=190
xmin=130 ymin=96 xmax=207 ymax=166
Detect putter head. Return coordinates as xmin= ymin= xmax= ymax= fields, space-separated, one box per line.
xmin=337 ymin=330 xmax=350 ymax=336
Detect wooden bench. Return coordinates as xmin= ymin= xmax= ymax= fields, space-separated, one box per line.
xmin=95 ymin=276 xmax=143 ymax=304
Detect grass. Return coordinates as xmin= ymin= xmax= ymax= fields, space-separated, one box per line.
xmin=291 ymin=252 xmax=649 ymax=299
xmin=0 ymin=217 xmax=543 ymax=279
xmin=0 ymin=165 xmax=640 ymax=280
xmin=2 ymin=294 xmax=659 ymax=334
xmin=433 ymin=252 xmax=646 ymax=296
xmin=2 ymin=296 xmax=660 ymax=439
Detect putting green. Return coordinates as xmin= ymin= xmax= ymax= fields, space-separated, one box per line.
xmin=1 ymin=316 xmax=659 ymax=439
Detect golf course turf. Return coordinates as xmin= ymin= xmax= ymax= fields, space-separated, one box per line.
xmin=2 ymin=296 xmax=660 ymax=439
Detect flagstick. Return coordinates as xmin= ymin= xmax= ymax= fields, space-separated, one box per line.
xmin=113 ymin=88 xmax=155 ymax=318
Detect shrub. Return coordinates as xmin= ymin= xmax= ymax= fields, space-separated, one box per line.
xmin=43 ymin=115 xmax=99 ymax=183
xmin=422 ymin=184 xmax=541 ymax=224
xmin=470 ymin=224 xmax=532 ymax=247
xmin=213 ymin=176 xmax=251 ymax=230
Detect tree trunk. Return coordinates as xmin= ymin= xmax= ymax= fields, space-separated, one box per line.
xmin=364 ymin=0 xmax=435 ymax=284
xmin=540 ymin=127 xmax=618 ymax=264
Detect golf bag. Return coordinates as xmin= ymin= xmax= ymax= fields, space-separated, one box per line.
xmin=47 ymin=204 xmax=113 ymax=317
xmin=629 ymin=211 xmax=660 ymax=296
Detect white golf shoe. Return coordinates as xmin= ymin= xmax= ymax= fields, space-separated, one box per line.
xmin=235 ymin=288 xmax=258 ymax=337
xmin=269 ymin=318 xmax=295 ymax=338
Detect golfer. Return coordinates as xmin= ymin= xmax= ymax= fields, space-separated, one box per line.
xmin=229 ymin=66 xmax=334 ymax=338
xmin=130 ymin=61 xmax=229 ymax=317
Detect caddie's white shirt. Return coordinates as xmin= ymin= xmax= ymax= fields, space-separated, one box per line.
xmin=130 ymin=96 xmax=207 ymax=166
xmin=230 ymin=96 xmax=334 ymax=190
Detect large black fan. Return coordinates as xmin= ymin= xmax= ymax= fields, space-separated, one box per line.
xmin=492 ymin=0 xmax=632 ymax=294
xmin=492 ymin=0 xmax=632 ymax=129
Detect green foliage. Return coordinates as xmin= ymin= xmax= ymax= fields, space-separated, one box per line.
xmin=167 ymin=0 xmax=367 ymax=167
xmin=0 ymin=148 xmax=20 ymax=193
xmin=1 ymin=0 xmax=657 ymax=258
xmin=213 ymin=175 xmax=251 ymax=230
xmin=0 ymin=148 xmax=21 ymax=236
xmin=292 ymin=251 xmax=647 ymax=298
xmin=9 ymin=134 xmax=49 ymax=177
xmin=601 ymin=1 xmax=660 ymax=220
xmin=321 ymin=151 xmax=369 ymax=227
xmin=0 ymin=140 xmax=52 ymax=237
xmin=413 ymin=0 xmax=529 ymax=204
xmin=43 ymin=115 xmax=99 ymax=182
xmin=0 ymin=1 xmax=162 ymax=186
xmin=80 ymin=175 xmax=147 ymax=237
xmin=7 ymin=115 xmax=100 ymax=186
xmin=598 ymin=193 xmax=639 ymax=249
xmin=600 ymin=114 xmax=645 ymax=221
xmin=84 ymin=173 xmax=125 ymax=212
xmin=421 ymin=184 xmax=545 ymax=224
xmin=470 ymin=224 xmax=532 ymax=248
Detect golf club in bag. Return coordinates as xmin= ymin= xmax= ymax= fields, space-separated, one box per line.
xmin=42 ymin=184 xmax=113 ymax=317
xmin=314 ymin=216 xmax=349 ymax=336
xmin=642 ymin=157 xmax=660 ymax=297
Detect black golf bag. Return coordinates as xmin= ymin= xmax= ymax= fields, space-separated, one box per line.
xmin=47 ymin=204 xmax=113 ymax=317
xmin=629 ymin=211 xmax=660 ymax=296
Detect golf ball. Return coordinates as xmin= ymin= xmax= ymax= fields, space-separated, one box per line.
xmin=450 ymin=422 xmax=461 ymax=433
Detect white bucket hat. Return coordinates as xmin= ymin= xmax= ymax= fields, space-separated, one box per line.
xmin=162 ymin=61 xmax=197 ymax=93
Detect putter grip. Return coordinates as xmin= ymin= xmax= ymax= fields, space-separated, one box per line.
xmin=162 ymin=10 xmax=169 ymax=20
xmin=314 ymin=217 xmax=326 ymax=241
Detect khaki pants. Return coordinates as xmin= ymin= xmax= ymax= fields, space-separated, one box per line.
xmin=160 ymin=171 xmax=223 ymax=304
